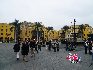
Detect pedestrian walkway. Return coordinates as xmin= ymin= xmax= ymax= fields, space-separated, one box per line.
xmin=0 ymin=43 xmax=93 ymax=70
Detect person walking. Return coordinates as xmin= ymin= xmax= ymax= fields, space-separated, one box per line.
xmin=38 ymin=41 xmax=41 ymax=51
xmin=30 ymin=39 xmax=36 ymax=57
xmin=88 ymin=41 xmax=92 ymax=55
xmin=13 ymin=42 xmax=20 ymax=60
xmin=26 ymin=40 xmax=29 ymax=54
xmin=65 ymin=40 xmax=69 ymax=51
xmin=45 ymin=41 xmax=49 ymax=50
xmin=90 ymin=41 xmax=93 ymax=66
xmin=33 ymin=40 xmax=38 ymax=53
xmin=91 ymin=42 xmax=93 ymax=61
xmin=84 ymin=40 xmax=88 ymax=54
xmin=53 ymin=42 xmax=56 ymax=52
xmin=21 ymin=41 xmax=28 ymax=62
xmin=40 ymin=40 xmax=42 ymax=51
xmin=48 ymin=40 xmax=52 ymax=51
xmin=30 ymin=40 xmax=34 ymax=56
xmin=71 ymin=42 xmax=74 ymax=51
xmin=56 ymin=41 xmax=59 ymax=51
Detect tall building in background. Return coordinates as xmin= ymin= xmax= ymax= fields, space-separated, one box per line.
xmin=0 ymin=21 xmax=92 ymax=42
xmin=0 ymin=23 xmax=14 ymax=42
xmin=20 ymin=21 xmax=44 ymax=41
xmin=43 ymin=27 xmax=48 ymax=41
xmin=20 ymin=21 xmax=35 ymax=41
xmin=48 ymin=30 xmax=59 ymax=41
xmin=83 ymin=24 xmax=92 ymax=40
xmin=58 ymin=29 xmax=65 ymax=41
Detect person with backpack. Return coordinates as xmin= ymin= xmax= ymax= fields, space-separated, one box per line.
xmin=13 ymin=42 xmax=20 ymax=60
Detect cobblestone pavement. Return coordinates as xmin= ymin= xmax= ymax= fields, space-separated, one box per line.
xmin=0 ymin=43 xmax=93 ymax=70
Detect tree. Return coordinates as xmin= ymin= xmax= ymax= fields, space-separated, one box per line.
xmin=32 ymin=22 xmax=43 ymax=41
xmin=62 ymin=25 xmax=69 ymax=38
xmin=17 ymin=22 xmax=22 ymax=40
xmin=85 ymin=24 xmax=89 ymax=27
xmin=78 ymin=24 xmax=85 ymax=39
xmin=47 ymin=27 xmax=53 ymax=31
xmin=63 ymin=25 xmax=69 ymax=32
xmin=10 ymin=19 xmax=19 ymax=42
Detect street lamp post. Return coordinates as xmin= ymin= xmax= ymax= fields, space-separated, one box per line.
xmin=36 ymin=22 xmax=39 ymax=42
xmin=74 ymin=19 xmax=76 ymax=47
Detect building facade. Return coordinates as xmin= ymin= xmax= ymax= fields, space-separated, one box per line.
xmin=20 ymin=21 xmax=35 ymax=41
xmin=0 ymin=23 xmax=14 ymax=42
xmin=65 ymin=25 xmax=79 ymax=40
xmin=83 ymin=25 xmax=92 ymax=40
xmin=48 ymin=30 xmax=59 ymax=41
xmin=58 ymin=29 xmax=65 ymax=40
xmin=43 ymin=27 xmax=48 ymax=41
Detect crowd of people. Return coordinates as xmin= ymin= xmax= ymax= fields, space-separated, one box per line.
xmin=13 ymin=39 xmax=60 ymax=62
xmin=84 ymin=40 xmax=93 ymax=61
xmin=45 ymin=40 xmax=59 ymax=52
xmin=12 ymin=38 xmax=93 ymax=65
xmin=65 ymin=40 xmax=76 ymax=51
xmin=65 ymin=39 xmax=93 ymax=63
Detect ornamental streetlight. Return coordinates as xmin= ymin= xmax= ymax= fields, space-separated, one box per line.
xmin=74 ymin=19 xmax=76 ymax=44
xmin=71 ymin=19 xmax=76 ymax=48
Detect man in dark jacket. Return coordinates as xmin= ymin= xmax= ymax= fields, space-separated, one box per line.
xmin=30 ymin=40 xmax=36 ymax=57
xmin=56 ymin=41 xmax=59 ymax=51
xmin=30 ymin=40 xmax=33 ymax=56
xmin=13 ymin=42 xmax=20 ymax=60
xmin=84 ymin=41 xmax=88 ymax=54
xmin=26 ymin=40 xmax=29 ymax=55
xmin=48 ymin=40 xmax=52 ymax=51
xmin=38 ymin=41 xmax=42 ymax=51
xmin=88 ymin=41 xmax=92 ymax=55
xmin=21 ymin=41 xmax=28 ymax=62
xmin=46 ymin=41 xmax=49 ymax=50
xmin=65 ymin=40 xmax=68 ymax=51
xmin=35 ymin=41 xmax=38 ymax=53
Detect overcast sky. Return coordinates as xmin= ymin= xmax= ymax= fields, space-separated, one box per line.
xmin=0 ymin=0 xmax=93 ymax=30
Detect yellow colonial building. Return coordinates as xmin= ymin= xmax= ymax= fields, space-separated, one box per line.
xmin=83 ymin=25 xmax=92 ymax=40
xmin=65 ymin=25 xmax=80 ymax=41
xmin=43 ymin=27 xmax=48 ymax=41
xmin=64 ymin=24 xmax=93 ymax=41
xmin=58 ymin=29 xmax=65 ymax=41
xmin=48 ymin=30 xmax=59 ymax=41
xmin=19 ymin=21 xmax=60 ymax=41
xmin=0 ymin=23 xmax=14 ymax=42
xmin=92 ymin=28 xmax=93 ymax=34
xmin=20 ymin=21 xmax=35 ymax=41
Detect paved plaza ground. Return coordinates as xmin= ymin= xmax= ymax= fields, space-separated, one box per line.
xmin=0 ymin=43 xmax=93 ymax=70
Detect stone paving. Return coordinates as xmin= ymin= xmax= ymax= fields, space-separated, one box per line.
xmin=0 ymin=43 xmax=93 ymax=70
